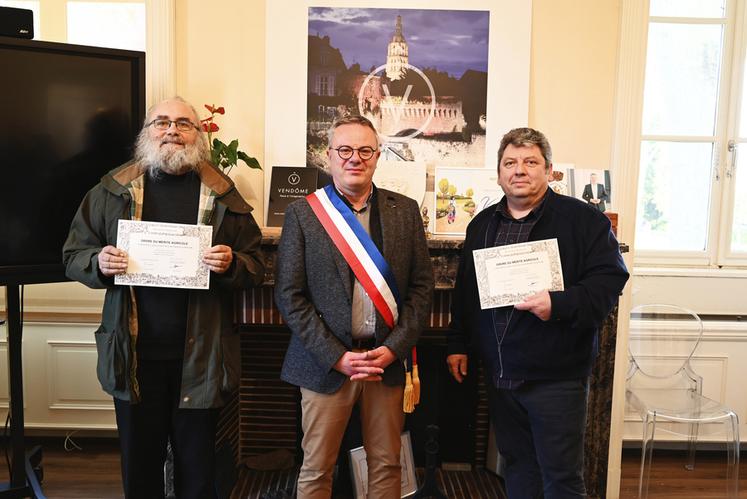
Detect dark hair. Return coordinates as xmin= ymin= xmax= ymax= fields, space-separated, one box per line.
xmin=327 ymin=115 xmax=379 ymax=147
xmin=497 ymin=127 xmax=552 ymax=170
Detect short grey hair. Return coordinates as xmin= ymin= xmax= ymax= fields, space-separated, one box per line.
xmin=497 ymin=127 xmax=552 ymax=170
xmin=327 ymin=115 xmax=379 ymax=147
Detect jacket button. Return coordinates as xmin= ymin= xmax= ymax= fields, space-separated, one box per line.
xmin=188 ymin=338 xmax=195 ymax=345
xmin=183 ymin=396 xmax=190 ymax=403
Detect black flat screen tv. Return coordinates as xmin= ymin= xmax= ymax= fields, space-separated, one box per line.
xmin=0 ymin=37 xmax=145 ymax=285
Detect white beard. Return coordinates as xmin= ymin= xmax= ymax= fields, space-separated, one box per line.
xmin=134 ymin=129 xmax=209 ymax=177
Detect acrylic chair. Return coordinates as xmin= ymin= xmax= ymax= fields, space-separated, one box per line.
xmin=626 ymin=304 xmax=739 ymax=498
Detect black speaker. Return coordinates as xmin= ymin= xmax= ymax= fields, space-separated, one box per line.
xmin=0 ymin=6 xmax=33 ymax=39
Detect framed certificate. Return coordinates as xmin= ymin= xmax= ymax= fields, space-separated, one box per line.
xmin=114 ymin=220 xmax=213 ymax=289
xmin=473 ymin=238 xmax=564 ymax=309
xmin=349 ymin=431 xmax=417 ymax=499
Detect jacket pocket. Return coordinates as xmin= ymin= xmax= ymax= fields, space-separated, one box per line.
xmin=94 ymin=325 xmax=124 ymax=393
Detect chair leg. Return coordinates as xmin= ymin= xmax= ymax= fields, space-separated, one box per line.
xmin=686 ymin=422 xmax=699 ymax=471
xmin=724 ymin=413 xmax=740 ymax=498
xmin=638 ymin=413 xmax=656 ymax=498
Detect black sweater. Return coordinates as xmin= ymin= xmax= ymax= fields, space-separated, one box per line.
xmin=447 ymin=189 xmax=629 ymax=382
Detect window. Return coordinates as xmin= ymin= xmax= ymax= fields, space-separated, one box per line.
xmin=635 ymin=0 xmax=747 ymax=266
xmin=67 ymin=1 xmax=145 ymax=51
xmin=319 ymin=75 xmax=329 ymax=96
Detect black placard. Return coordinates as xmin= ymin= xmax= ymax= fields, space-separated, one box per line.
xmin=267 ymin=166 xmax=319 ymax=226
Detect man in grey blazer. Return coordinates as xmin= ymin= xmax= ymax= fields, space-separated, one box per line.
xmin=275 ymin=115 xmax=433 ymax=499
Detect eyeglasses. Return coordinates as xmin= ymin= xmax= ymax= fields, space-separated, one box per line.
xmin=146 ymin=119 xmax=198 ymax=132
xmin=330 ymin=146 xmax=377 ymax=161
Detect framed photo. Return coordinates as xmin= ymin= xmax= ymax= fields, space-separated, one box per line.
xmin=568 ymin=168 xmax=612 ymax=211
xmin=349 ymin=431 xmax=417 ymax=499
xmin=433 ymin=167 xmax=503 ymax=235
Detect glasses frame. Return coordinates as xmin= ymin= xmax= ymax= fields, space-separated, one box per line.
xmin=330 ymin=145 xmax=378 ymax=161
xmin=146 ymin=118 xmax=199 ymax=132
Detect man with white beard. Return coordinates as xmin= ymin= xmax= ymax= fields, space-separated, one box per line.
xmin=63 ymin=97 xmax=265 ymax=498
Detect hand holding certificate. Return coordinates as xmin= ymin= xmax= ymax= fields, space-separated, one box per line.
xmin=114 ymin=220 xmax=213 ymax=289
xmin=473 ymin=238 xmax=564 ymax=309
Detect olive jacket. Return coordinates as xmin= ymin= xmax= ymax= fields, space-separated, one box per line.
xmin=63 ymin=160 xmax=264 ymax=408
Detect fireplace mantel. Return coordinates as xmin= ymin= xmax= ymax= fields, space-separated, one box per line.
xmin=224 ymin=228 xmax=625 ymax=498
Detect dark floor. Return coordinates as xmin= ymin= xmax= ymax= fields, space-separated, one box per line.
xmin=1 ymin=438 xmax=747 ymax=498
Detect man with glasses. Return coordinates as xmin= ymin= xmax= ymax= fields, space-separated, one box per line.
xmin=275 ymin=115 xmax=433 ymax=498
xmin=63 ymin=97 xmax=265 ymax=498
xmin=446 ymin=128 xmax=628 ymax=498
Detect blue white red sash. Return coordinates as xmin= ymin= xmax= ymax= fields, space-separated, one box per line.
xmin=306 ymin=185 xmax=401 ymax=329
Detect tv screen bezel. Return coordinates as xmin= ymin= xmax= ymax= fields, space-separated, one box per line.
xmin=0 ymin=37 xmax=145 ymax=286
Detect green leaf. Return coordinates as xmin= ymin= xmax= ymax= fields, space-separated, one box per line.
xmin=238 ymin=151 xmax=261 ymax=169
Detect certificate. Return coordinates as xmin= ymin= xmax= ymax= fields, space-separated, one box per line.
xmin=114 ymin=220 xmax=213 ymax=289
xmin=473 ymin=239 xmax=564 ymax=309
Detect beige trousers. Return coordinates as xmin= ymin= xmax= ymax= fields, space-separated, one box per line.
xmin=297 ymin=379 xmax=404 ymax=499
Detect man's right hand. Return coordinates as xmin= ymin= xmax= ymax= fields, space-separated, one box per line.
xmin=334 ymin=351 xmax=384 ymax=382
xmin=98 ymin=246 xmax=128 ymax=277
xmin=447 ymin=354 xmax=468 ymax=383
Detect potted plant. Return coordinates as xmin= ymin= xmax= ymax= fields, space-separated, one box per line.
xmin=200 ymin=104 xmax=261 ymax=174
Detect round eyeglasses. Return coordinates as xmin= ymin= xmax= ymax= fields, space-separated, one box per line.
xmin=146 ymin=119 xmax=198 ymax=132
xmin=330 ymin=146 xmax=377 ymax=161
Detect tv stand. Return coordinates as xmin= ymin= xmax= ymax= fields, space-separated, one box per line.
xmin=1 ymin=284 xmax=45 ymax=498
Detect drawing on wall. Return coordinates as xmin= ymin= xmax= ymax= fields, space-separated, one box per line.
xmin=434 ymin=167 xmax=503 ymax=235
xmin=306 ymin=7 xmax=490 ymax=169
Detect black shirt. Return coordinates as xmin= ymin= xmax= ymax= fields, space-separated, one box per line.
xmin=134 ymin=170 xmax=201 ymax=360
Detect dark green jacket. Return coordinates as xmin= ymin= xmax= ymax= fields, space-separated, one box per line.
xmin=63 ymin=161 xmax=265 ymax=408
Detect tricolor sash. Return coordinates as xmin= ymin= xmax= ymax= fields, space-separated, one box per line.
xmin=306 ymin=185 xmax=401 ymax=329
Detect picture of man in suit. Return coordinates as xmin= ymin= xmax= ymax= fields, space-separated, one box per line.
xmin=582 ymin=172 xmax=609 ymax=212
xmin=275 ymin=115 xmax=434 ymax=499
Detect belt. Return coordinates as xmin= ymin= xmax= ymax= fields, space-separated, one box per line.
xmin=351 ymin=337 xmax=376 ymax=350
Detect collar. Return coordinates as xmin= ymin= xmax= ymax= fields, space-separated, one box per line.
xmin=332 ymin=183 xmax=377 ymax=214
xmin=495 ymin=187 xmax=549 ymax=222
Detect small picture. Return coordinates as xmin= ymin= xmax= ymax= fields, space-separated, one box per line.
xmin=349 ymin=431 xmax=417 ymax=499
xmin=569 ymin=168 xmax=612 ymax=212
xmin=547 ymin=163 xmax=573 ymax=197
xmin=434 ymin=167 xmax=503 ymax=235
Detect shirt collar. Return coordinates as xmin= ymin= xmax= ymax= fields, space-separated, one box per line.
xmin=333 ymin=183 xmax=377 ymax=214
xmin=495 ymin=188 xmax=549 ymax=222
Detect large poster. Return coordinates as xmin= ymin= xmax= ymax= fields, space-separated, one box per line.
xmin=265 ymin=0 xmax=531 ymax=224
xmin=306 ymin=8 xmax=490 ymax=168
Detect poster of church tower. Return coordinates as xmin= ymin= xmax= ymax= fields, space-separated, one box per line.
xmin=306 ymin=8 xmax=490 ymax=169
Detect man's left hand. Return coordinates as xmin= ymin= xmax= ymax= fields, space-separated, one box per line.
xmin=203 ymin=245 xmax=233 ymax=274
xmin=514 ymin=289 xmax=552 ymax=321
xmin=349 ymin=346 xmax=397 ymax=381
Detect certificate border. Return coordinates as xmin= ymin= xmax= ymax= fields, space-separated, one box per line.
xmin=473 ymin=238 xmax=564 ymax=309
xmin=114 ymin=220 xmax=213 ymax=290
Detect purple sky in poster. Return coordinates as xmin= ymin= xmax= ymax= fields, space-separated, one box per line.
xmin=308 ymin=7 xmax=489 ymax=79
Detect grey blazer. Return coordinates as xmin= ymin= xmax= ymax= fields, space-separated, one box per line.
xmin=275 ymin=187 xmax=434 ymax=394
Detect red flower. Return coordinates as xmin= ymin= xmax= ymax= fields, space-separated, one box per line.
xmin=201 ymin=122 xmax=219 ymax=133
xmin=204 ymin=104 xmax=225 ymax=115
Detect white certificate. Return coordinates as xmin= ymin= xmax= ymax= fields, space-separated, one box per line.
xmin=473 ymin=239 xmax=564 ymax=309
xmin=114 ymin=220 xmax=213 ymax=289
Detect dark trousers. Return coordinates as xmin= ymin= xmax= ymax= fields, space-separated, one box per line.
xmin=488 ymin=379 xmax=589 ymax=499
xmin=114 ymin=358 xmax=219 ymax=499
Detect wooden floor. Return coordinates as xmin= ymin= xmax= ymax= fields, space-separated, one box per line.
xmin=2 ymin=438 xmax=747 ymax=498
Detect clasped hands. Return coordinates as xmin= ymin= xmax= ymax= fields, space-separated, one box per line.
xmin=97 ymin=244 xmax=234 ymax=277
xmin=334 ymin=346 xmax=396 ymax=382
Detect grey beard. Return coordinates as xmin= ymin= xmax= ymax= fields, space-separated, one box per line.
xmin=134 ymin=129 xmax=210 ymax=177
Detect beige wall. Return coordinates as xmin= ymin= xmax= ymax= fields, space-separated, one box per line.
xmin=175 ymin=0 xmax=267 ymax=220
xmin=530 ymin=0 xmax=621 ymax=169
xmin=4 ymin=0 xmax=625 ymax=315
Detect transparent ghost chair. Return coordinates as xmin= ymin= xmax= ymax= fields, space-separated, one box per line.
xmin=626 ymin=304 xmax=739 ymax=498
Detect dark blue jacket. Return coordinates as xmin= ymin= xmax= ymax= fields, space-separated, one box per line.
xmin=447 ymin=189 xmax=629 ymax=382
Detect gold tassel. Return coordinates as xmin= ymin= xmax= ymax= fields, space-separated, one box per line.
xmin=403 ymin=364 xmax=414 ymax=413
xmin=412 ymin=364 xmax=421 ymax=405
